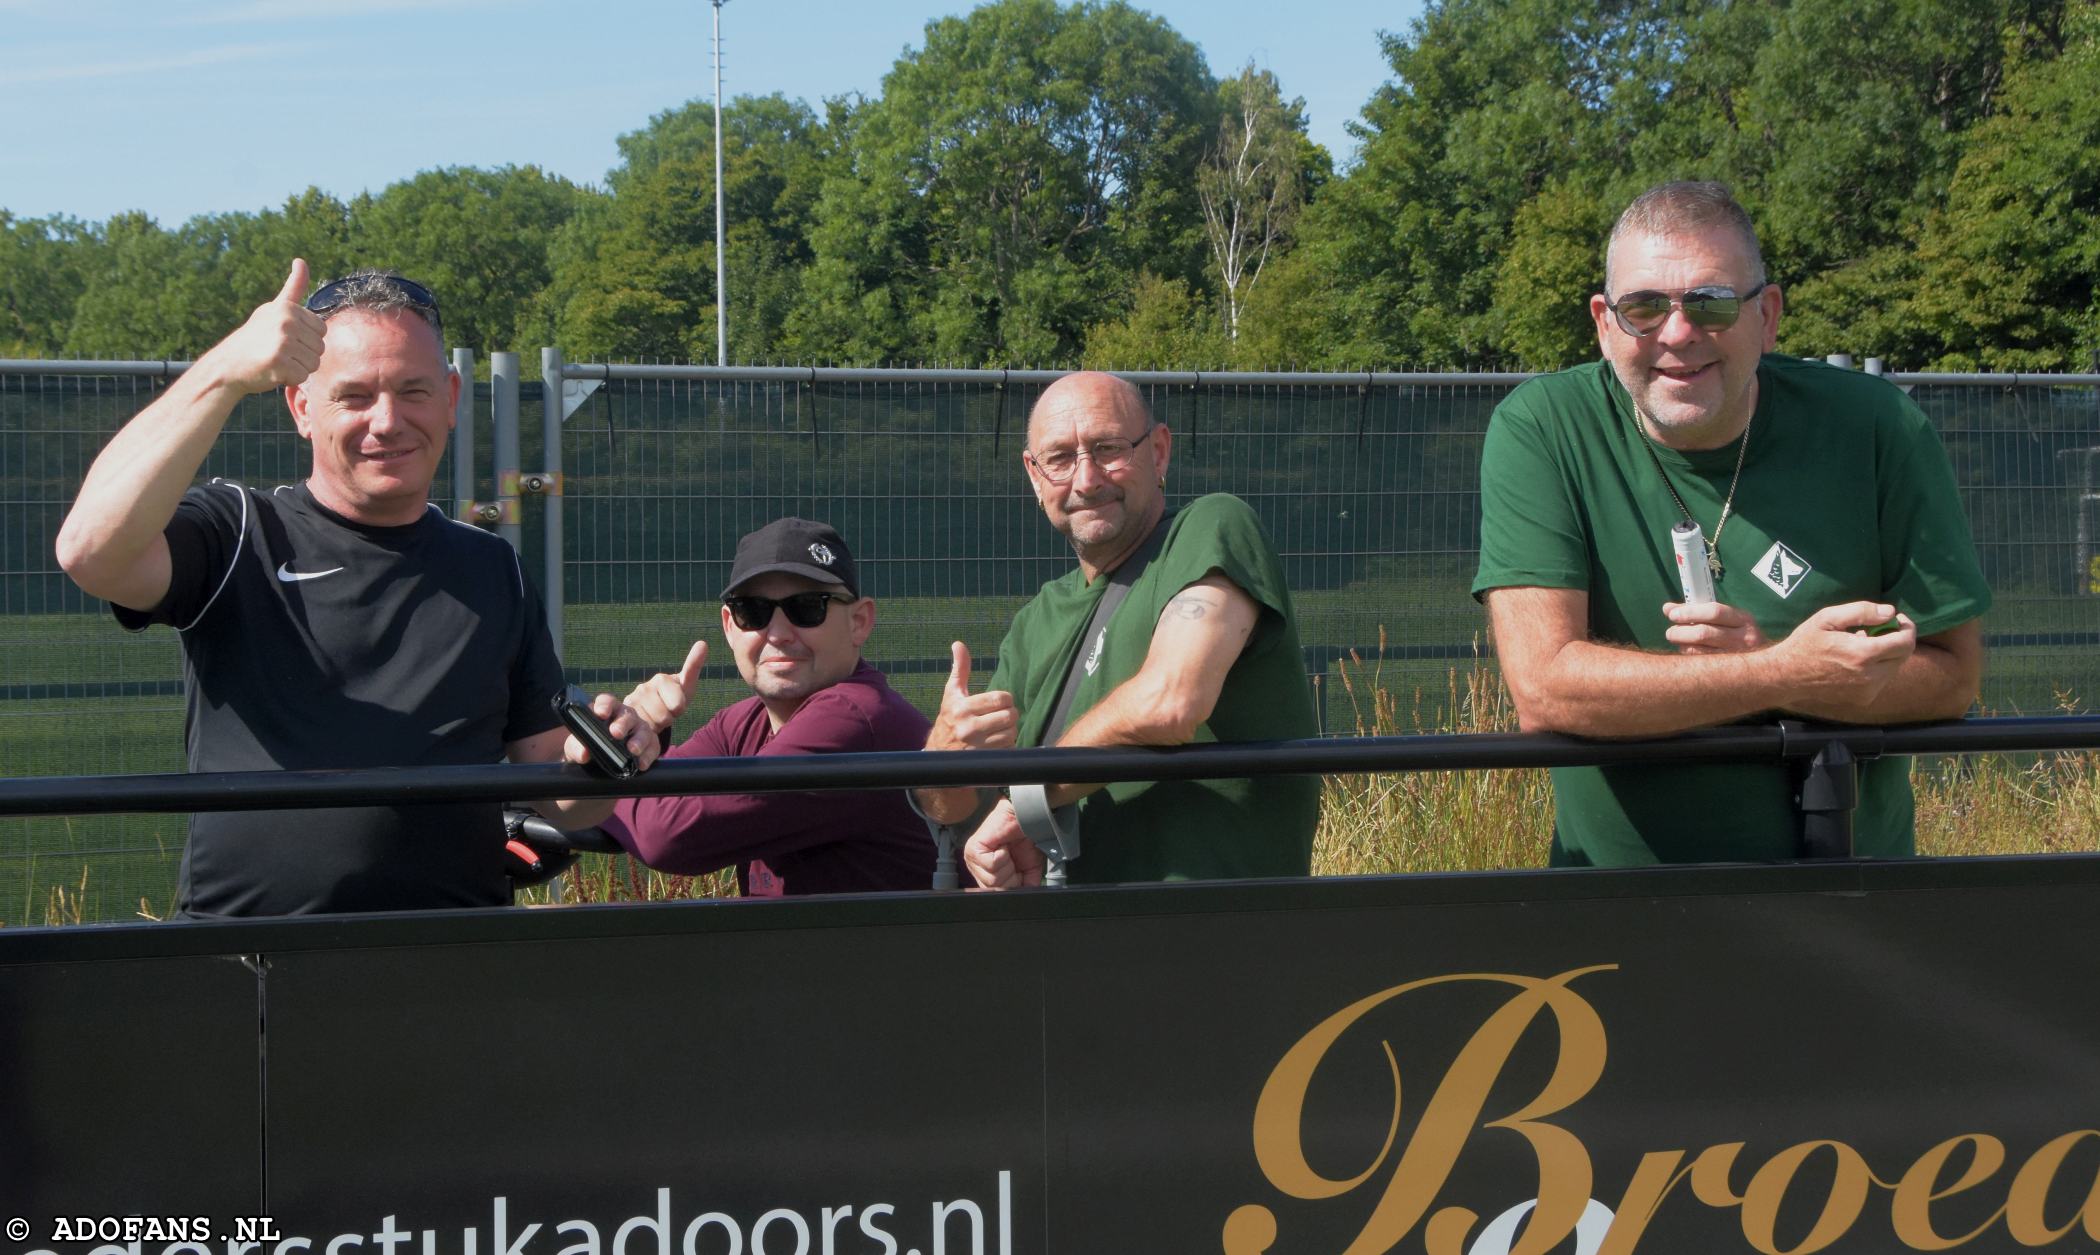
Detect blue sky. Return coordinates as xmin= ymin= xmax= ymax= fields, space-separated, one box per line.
xmin=0 ymin=0 xmax=1426 ymax=228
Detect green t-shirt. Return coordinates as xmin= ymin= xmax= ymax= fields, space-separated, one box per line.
xmin=1472 ymin=356 xmax=1992 ymax=865
xmin=989 ymin=493 xmax=1319 ymax=882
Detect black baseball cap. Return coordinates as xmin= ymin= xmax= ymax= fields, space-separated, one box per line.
xmin=723 ymin=517 xmax=859 ymax=599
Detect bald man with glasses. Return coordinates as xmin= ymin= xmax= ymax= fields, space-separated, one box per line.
xmin=1473 ymin=181 xmax=1990 ymax=867
xmin=915 ymin=371 xmax=1319 ymax=888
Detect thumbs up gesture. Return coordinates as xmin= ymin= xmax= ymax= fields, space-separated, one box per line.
xmin=622 ymin=639 xmax=709 ymax=738
xmin=928 ymin=640 xmax=1018 ymax=751
xmin=217 ymin=258 xmax=327 ymax=396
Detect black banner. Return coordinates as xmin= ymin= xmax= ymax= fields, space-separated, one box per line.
xmin=2 ymin=859 xmax=2098 ymax=1255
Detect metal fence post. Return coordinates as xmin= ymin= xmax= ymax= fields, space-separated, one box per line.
xmin=542 ymin=348 xmax=566 ymax=655
xmin=2064 ymin=445 xmax=2100 ymax=595
xmin=451 ymin=347 xmax=476 ymax=519
xmin=491 ymin=352 xmax=522 ymax=553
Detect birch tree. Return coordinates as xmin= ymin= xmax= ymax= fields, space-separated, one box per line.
xmin=1198 ymin=66 xmax=1308 ymax=343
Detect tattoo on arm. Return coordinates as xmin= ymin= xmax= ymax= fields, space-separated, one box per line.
xmin=1167 ymin=591 xmax=1214 ymax=621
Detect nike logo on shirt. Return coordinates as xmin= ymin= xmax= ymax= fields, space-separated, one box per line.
xmin=276 ymin=562 xmax=345 ymax=583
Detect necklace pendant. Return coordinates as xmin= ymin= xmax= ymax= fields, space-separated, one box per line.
xmin=1707 ymin=552 xmax=1724 ymax=580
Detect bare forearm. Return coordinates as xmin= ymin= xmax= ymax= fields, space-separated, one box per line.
xmin=62 ymin=264 xmax=323 ymax=603
xmin=1784 ymin=640 xmax=1978 ymax=724
xmin=913 ymin=783 xmax=987 ymax=825
xmin=1513 ymin=639 xmax=1790 ymax=737
xmin=533 ymin=796 xmax=618 ymax=828
xmin=1040 ymin=575 xmax=1254 ymax=804
xmin=56 ymin=357 xmax=250 ymax=594
xmin=1060 ymin=670 xmax=1202 ymax=749
xmin=1038 ymin=673 xmax=1200 ymax=807
xmin=908 ymin=675 xmax=1183 ymax=817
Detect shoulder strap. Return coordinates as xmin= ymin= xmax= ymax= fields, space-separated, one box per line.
xmin=1039 ymin=511 xmax=1174 ymax=746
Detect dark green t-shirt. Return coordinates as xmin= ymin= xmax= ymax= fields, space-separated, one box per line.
xmin=1472 ymin=356 xmax=1992 ymax=865
xmin=989 ymin=493 xmax=1319 ymax=882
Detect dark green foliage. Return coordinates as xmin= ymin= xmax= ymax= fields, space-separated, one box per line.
xmin=354 ymin=165 xmax=587 ymax=355
xmin=0 ymin=0 xmax=2088 ymax=370
xmin=785 ymin=0 xmax=1217 ymax=366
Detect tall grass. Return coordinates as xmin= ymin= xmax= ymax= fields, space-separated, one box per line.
xmin=1913 ymin=690 xmax=2100 ymax=857
xmin=17 ymin=664 xmax=2100 ymax=922
xmin=1313 ymin=645 xmax=2100 ymax=874
xmin=1314 ymin=637 xmax=1552 ymax=876
xmin=515 ymin=857 xmax=741 ymax=908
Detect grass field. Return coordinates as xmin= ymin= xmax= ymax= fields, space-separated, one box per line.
xmin=5 ymin=587 xmax=2099 ymax=924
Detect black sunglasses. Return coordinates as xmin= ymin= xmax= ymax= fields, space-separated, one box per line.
xmin=724 ymin=591 xmax=853 ymax=632
xmin=305 ymin=274 xmax=443 ymax=331
xmin=1604 ymin=282 xmax=1766 ymax=336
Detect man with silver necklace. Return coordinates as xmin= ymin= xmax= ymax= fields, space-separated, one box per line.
xmin=1472 ymin=181 xmax=1989 ymax=866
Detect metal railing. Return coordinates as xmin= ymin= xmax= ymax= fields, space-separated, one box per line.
xmin=6 ymin=356 xmax=2100 ymax=918
xmin=2 ymin=716 xmax=2096 ymax=900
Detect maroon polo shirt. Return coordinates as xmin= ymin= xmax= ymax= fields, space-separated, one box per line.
xmin=603 ymin=661 xmax=935 ymax=895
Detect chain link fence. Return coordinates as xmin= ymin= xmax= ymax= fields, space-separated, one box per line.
xmin=5 ymin=360 xmax=2098 ymax=922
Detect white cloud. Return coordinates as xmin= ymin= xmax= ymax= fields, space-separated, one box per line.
xmin=0 ymin=40 xmax=310 ymax=87
xmin=176 ymin=0 xmax=500 ymax=23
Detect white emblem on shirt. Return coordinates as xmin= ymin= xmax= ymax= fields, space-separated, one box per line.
xmin=1083 ymin=625 xmax=1106 ymax=676
xmin=1753 ymin=541 xmax=1811 ymax=598
xmin=276 ymin=561 xmax=346 ymax=583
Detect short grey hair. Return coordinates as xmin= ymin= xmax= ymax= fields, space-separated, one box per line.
xmin=309 ymin=268 xmax=443 ymax=338
xmin=1605 ymin=181 xmax=1766 ymax=291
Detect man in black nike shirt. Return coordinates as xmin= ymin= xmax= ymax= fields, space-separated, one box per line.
xmin=56 ymin=262 xmax=659 ymax=917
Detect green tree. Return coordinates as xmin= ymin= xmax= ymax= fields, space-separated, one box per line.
xmin=353 ymin=165 xmax=587 ymax=354
xmin=1774 ymin=245 xmax=1928 ymax=364
xmin=1079 ymin=273 xmax=1227 ymax=369
xmin=219 ymin=188 xmax=358 ymax=307
xmin=1899 ymin=0 xmax=2098 ymax=370
xmin=1198 ymin=65 xmax=1323 ymax=344
xmin=1489 ymin=178 xmax=1613 ymax=369
xmin=0 ymin=212 xmax=91 ymax=357
xmin=1226 ymin=246 xmax=1348 ymax=368
xmin=788 ymin=0 xmax=1216 ymax=365
xmin=1289 ymin=0 xmax=1693 ymax=369
xmin=1701 ymin=0 xmax=2063 ymax=285
xmin=158 ymin=191 xmax=359 ymax=345
xmin=541 ymin=94 xmax=838 ymax=362
xmin=1776 ymin=1 xmax=2086 ymax=369
xmin=63 ymin=213 xmax=220 ymax=359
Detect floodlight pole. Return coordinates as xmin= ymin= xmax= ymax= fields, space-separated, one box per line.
xmin=711 ymin=0 xmax=729 ymax=366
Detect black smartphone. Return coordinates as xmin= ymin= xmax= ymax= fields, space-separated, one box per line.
xmin=552 ymin=685 xmax=638 ymax=779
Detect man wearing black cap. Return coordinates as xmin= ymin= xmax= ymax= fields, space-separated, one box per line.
xmin=602 ymin=518 xmax=937 ymax=895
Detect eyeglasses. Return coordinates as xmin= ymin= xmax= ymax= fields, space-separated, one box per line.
xmin=723 ymin=591 xmax=853 ymax=632
xmin=1603 ymin=282 xmax=1767 ymax=337
xmin=306 ymin=274 xmax=444 ymax=331
xmin=1026 ymin=424 xmax=1156 ymax=484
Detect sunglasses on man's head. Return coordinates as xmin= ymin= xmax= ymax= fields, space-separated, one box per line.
xmin=724 ymin=591 xmax=852 ymax=632
xmin=305 ymin=274 xmax=443 ymax=330
xmin=1604 ymin=282 xmax=1766 ymax=337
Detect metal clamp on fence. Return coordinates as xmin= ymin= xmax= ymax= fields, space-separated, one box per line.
xmin=458 ymin=499 xmax=509 ymax=527
xmin=1779 ymin=721 xmax=1890 ymax=860
xmin=1010 ymin=783 xmax=1080 ymax=886
xmin=905 ymin=788 xmax=965 ymax=891
xmin=500 ymin=470 xmax=564 ymax=498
